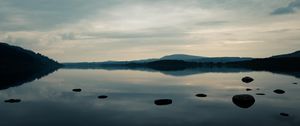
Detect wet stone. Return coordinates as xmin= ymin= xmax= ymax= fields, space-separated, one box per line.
xmin=256 ymin=93 xmax=265 ymax=95
xmin=154 ymin=99 xmax=172 ymax=106
xmin=280 ymin=113 xmax=289 ymax=117
xmin=242 ymin=76 xmax=254 ymax=83
xmin=98 ymin=95 xmax=108 ymax=99
xmin=4 ymin=99 xmax=21 ymax=103
xmin=196 ymin=94 xmax=207 ymax=97
xmin=246 ymin=88 xmax=252 ymax=91
xmin=274 ymin=89 xmax=285 ymax=94
xmin=72 ymin=89 xmax=82 ymax=92
xmin=232 ymin=94 xmax=255 ymax=109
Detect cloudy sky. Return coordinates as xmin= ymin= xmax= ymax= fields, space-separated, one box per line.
xmin=0 ymin=0 xmax=300 ymax=62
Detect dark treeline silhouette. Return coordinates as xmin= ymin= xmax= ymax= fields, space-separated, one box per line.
xmin=64 ymin=50 xmax=300 ymax=71
xmin=64 ymin=51 xmax=300 ymax=78
xmin=226 ymin=57 xmax=300 ymax=71
xmin=133 ymin=58 xmax=300 ymax=75
xmin=64 ymin=60 xmax=226 ymax=71
xmin=130 ymin=60 xmax=200 ymax=71
xmin=0 ymin=42 xmax=62 ymax=90
xmin=65 ymin=57 xmax=300 ymax=71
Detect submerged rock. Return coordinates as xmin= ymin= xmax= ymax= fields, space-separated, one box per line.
xmin=195 ymin=94 xmax=207 ymax=97
xmin=232 ymin=94 xmax=255 ymax=108
xmin=4 ymin=99 xmax=21 ymax=103
xmin=72 ymin=89 xmax=82 ymax=92
xmin=98 ymin=95 xmax=108 ymax=99
xmin=274 ymin=89 xmax=285 ymax=94
xmin=242 ymin=76 xmax=254 ymax=83
xmin=154 ymin=99 xmax=172 ymax=106
xmin=280 ymin=113 xmax=289 ymax=117
xmin=256 ymin=93 xmax=266 ymax=95
xmin=246 ymin=88 xmax=252 ymax=91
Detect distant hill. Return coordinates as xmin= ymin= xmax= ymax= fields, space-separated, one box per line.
xmin=194 ymin=57 xmax=253 ymax=63
xmin=63 ymin=50 xmax=300 ymax=78
xmin=271 ymin=50 xmax=300 ymax=58
xmin=227 ymin=50 xmax=300 ymax=71
xmin=161 ymin=54 xmax=205 ymax=60
xmin=0 ymin=42 xmax=62 ymax=89
xmin=160 ymin=54 xmax=253 ymax=63
xmin=161 ymin=54 xmax=253 ymax=63
xmin=63 ymin=51 xmax=300 ymax=72
xmin=64 ymin=54 xmax=254 ymax=69
xmin=63 ymin=54 xmax=253 ymax=68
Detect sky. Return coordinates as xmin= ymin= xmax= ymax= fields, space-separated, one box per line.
xmin=0 ymin=0 xmax=300 ymax=62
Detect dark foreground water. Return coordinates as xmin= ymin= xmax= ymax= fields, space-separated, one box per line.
xmin=0 ymin=69 xmax=299 ymax=126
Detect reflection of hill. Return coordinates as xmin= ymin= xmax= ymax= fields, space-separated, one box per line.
xmin=63 ymin=58 xmax=300 ymax=78
xmin=64 ymin=65 xmax=299 ymax=79
xmin=64 ymin=65 xmax=251 ymax=77
xmin=158 ymin=67 xmax=251 ymax=77
xmin=0 ymin=42 xmax=62 ymax=90
xmin=0 ymin=67 xmax=59 ymax=90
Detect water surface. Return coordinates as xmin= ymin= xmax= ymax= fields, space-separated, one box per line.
xmin=0 ymin=69 xmax=299 ymax=126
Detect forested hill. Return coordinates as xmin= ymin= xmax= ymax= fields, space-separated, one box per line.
xmin=0 ymin=42 xmax=62 ymax=89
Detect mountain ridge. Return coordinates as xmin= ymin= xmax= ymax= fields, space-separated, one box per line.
xmin=161 ymin=54 xmax=206 ymax=60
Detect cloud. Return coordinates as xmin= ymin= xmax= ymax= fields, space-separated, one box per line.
xmin=194 ymin=21 xmax=228 ymax=27
xmin=271 ymin=0 xmax=300 ymax=15
xmin=0 ymin=0 xmax=120 ymax=31
xmin=271 ymin=7 xmax=295 ymax=15
xmin=222 ymin=40 xmax=264 ymax=44
xmin=0 ymin=0 xmax=300 ymax=61
xmin=62 ymin=30 xmax=187 ymax=40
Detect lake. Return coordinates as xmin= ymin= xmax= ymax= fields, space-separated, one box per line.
xmin=0 ymin=69 xmax=299 ymax=126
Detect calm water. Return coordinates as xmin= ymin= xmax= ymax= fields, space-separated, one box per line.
xmin=0 ymin=69 xmax=299 ymax=126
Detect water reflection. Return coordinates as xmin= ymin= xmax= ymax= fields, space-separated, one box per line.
xmin=64 ymin=65 xmax=300 ymax=79
xmin=1 ymin=66 xmax=300 ymax=91
xmin=0 ymin=67 xmax=58 ymax=90
xmin=0 ymin=69 xmax=299 ymax=126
